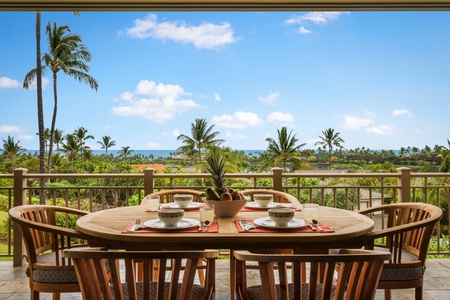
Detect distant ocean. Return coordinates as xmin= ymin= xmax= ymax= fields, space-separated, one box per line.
xmin=20 ymin=150 xmax=266 ymax=159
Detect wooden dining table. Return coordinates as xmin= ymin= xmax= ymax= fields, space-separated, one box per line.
xmin=77 ymin=204 xmax=374 ymax=251
xmin=77 ymin=204 xmax=374 ymax=299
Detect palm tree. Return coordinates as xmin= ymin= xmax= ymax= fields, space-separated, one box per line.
xmin=23 ymin=22 xmax=99 ymax=172
xmin=439 ymin=139 xmax=450 ymax=172
xmin=118 ymin=146 xmax=134 ymax=159
xmin=177 ymin=119 xmax=224 ymax=162
xmin=60 ymin=134 xmax=80 ymax=170
xmin=74 ymin=127 xmax=94 ymax=152
xmin=53 ymin=129 xmax=64 ymax=152
xmin=98 ymin=136 xmax=116 ymax=155
xmin=263 ymin=127 xmax=306 ymax=171
xmin=1 ymin=136 xmax=26 ymax=168
xmin=315 ymin=128 xmax=345 ymax=164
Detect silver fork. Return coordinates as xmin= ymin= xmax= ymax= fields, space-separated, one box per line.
xmin=240 ymin=220 xmax=248 ymax=231
xmin=128 ymin=219 xmax=141 ymax=232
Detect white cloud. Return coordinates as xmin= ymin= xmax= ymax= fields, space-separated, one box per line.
xmin=267 ymin=112 xmax=294 ymax=123
xmin=112 ymin=80 xmax=200 ymax=123
xmin=0 ymin=77 xmax=20 ymax=88
xmin=342 ymin=111 xmax=376 ymax=130
xmin=18 ymin=134 xmax=33 ymax=141
xmin=226 ymin=131 xmax=248 ymax=139
xmin=297 ymin=26 xmax=312 ymax=35
xmin=367 ymin=125 xmax=394 ymax=135
xmin=172 ymin=129 xmax=181 ymax=137
xmin=147 ymin=142 xmax=160 ymax=149
xmin=259 ymin=91 xmax=280 ymax=105
xmin=105 ymin=125 xmax=113 ymax=130
xmin=124 ymin=14 xmax=238 ymax=50
xmin=213 ymin=93 xmax=221 ymax=101
xmin=212 ymin=111 xmax=264 ymax=129
xmin=286 ymin=12 xmax=349 ymax=34
xmin=392 ymin=109 xmax=412 ymax=117
xmin=0 ymin=125 xmax=21 ymax=133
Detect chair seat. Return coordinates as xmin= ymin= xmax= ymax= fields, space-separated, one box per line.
xmin=374 ymin=246 xmax=425 ymax=281
xmin=25 ymin=251 xmax=78 ymax=284
xmin=244 ymin=283 xmax=336 ymax=300
xmin=114 ymin=282 xmax=206 ymax=300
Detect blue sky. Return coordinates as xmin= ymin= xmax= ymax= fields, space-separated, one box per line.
xmin=1 ymin=11 xmax=449 ymax=151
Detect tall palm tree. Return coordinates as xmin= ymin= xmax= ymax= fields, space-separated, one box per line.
xmin=74 ymin=126 xmax=94 ymax=152
xmin=177 ymin=119 xmax=224 ymax=162
xmin=23 ymin=22 xmax=99 ymax=173
xmin=1 ymin=136 xmax=26 ymax=168
xmin=98 ymin=136 xmax=116 ymax=155
xmin=263 ymin=127 xmax=306 ymax=171
xmin=315 ymin=128 xmax=345 ymax=164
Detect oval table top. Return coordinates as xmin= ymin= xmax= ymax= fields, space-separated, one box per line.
xmin=77 ymin=205 xmax=374 ymax=251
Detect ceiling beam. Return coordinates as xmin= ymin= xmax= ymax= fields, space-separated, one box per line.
xmin=1 ymin=0 xmax=450 ymax=11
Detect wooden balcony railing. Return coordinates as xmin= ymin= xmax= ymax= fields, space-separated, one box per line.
xmin=1 ymin=167 xmax=449 ymax=264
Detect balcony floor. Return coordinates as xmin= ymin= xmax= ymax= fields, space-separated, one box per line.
xmin=2 ymin=258 xmax=450 ymax=299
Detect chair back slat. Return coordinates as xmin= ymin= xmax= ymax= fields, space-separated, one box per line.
xmin=63 ymin=248 xmax=218 ymax=300
xmin=234 ymin=249 xmax=391 ymax=300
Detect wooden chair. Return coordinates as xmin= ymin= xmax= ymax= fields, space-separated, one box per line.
xmin=140 ymin=189 xmax=207 ymax=284
xmin=357 ymin=202 xmax=443 ymax=300
xmin=141 ymin=189 xmax=204 ymax=206
xmin=63 ymin=247 xmax=218 ymax=300
xmin=233 ymin=249 xmax=391 ymax=300
xmin=240 ymin=189 xmax=302 ymax=208
xmin=8 ymin=205 xmax=89 ymax=300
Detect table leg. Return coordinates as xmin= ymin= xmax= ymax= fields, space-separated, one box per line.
xmin=230 ymin=249 xmax=236 ymax=300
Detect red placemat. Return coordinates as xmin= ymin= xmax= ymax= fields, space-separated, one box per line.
xmin=234 ymin=220 xmax=334 ymax=233
xmin=122 ymin=220 xmax=218 ymax=233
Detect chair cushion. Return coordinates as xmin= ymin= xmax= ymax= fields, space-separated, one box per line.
xmin=374 ymin=246 xmax=426 ymax=281
xmin=245 ymin=283 xmax=336 ymax=300
xmin=25 ymin=251 xmax=79 ymax=283
xmin=113 ymin=282 xmax=206 ymax=300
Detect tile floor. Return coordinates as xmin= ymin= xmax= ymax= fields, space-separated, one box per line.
xmin=2 ymin=258 xmax=450 ymax=299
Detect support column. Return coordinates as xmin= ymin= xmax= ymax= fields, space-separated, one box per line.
xmin=397 ymin=167 xmax=411 ymax=203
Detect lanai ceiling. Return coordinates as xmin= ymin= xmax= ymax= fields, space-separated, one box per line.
xmin=2 ymin=0 xmax=450 ymax=11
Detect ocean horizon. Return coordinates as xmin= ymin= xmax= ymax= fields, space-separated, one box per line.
xmin=20 ymin=149 xmax=266 ymax=159
xmin=12 ymin=149 xmax=404 ymax=159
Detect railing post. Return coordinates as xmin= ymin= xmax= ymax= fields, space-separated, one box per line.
xmin=144 ymin=168 xmax=155 ymax=196
xmin=397 ymin=167 xmax=411 ymax=203
xmin=13 ymin=168 xmax=27 ymax=266
xmin=272 ymin=167 xmax=283 ymax=191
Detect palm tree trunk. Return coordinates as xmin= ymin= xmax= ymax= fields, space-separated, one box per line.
xmin=36 ymin=11 xmax=47 ymax=204
xmin=47 ymin=72 xmax=58 ymax=172
xmin=36 ymin=12 xmax=45 ymax=174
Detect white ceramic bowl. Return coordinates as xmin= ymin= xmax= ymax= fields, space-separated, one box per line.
xmin=253 ymin=194 xmax=274 ymax=207
xmin=268 ymin=208 xmax=295 ymax=226
xmin=204 ymin=199 xmax=247 ymax=218
xmin=157 ymin=208 xmax=184 ymax=227
xmin=174 ymin=194 xmax=194 ymax=208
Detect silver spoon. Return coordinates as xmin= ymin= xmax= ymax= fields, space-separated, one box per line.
xmin=312 ymin=219 xmax=323 ymax=231
xmin=204 ymin=220 xmax=211 ymax=232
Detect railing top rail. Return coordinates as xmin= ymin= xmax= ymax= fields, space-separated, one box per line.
xmin=411 ymin=172 xmax=450 ymax=177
